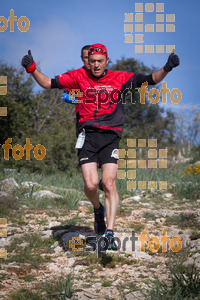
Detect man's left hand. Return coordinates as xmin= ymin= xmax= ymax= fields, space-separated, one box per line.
xmin=164 ymin=53 xmax=180 ymax=72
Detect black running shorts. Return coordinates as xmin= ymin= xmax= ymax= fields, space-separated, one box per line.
xmin=78 ymin=130 xmax=120 ymax=166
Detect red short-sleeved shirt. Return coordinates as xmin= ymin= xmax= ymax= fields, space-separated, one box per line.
xmin=56 ymin=67 xmax=135 ymax=137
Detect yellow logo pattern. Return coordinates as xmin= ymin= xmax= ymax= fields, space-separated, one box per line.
xmin=0 ymin=76 xmax=7 ymax=116
xmin=0 ymin=218 xmax=7 ymax=258
xmin=124 ymin=2 xmax=176 ymax=54
xmin=117 ymin=139 xmax=167 ymax=189
xmin=69 ymin=89 xmax=83 ymax=103
xmin=69 ymin=237 xmax=84 ymax=251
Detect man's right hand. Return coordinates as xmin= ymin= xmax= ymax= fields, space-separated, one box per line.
xmin=21 ymin=50 xmax=36 ymax=73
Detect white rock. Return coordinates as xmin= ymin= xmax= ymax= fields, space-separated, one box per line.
xmin=130 ymin=196 xmax=141 ymax=202
xmin=21 ymin=181 xmax=40 ymax=188
xmin=21 ymin=205 xmax=28 ymax=208
xmin=49 ymin=221 xmax=61 ymax=228
xmin=192 ymin=253 xmax=200 ymax=259
xmin=62 ymin=267 xmax=71 ymax=273
xmin=54 ymin=246 xmax=63 ymax=253
xmin=19 ymin=242 xmax=29 ymax=248
xmin=51 ymin=241 xmax=59 ymax=248
xmin=0 ymin=178 xmax=19 ymax=192
xmin=0 ymin=238 xmax=6 ymax=247
xmin=68 ymin=258 xmax=75 ymax=267
xmin=183 ymin=258 xmax=195 ymax=266
xmin=42 ymin=230 xmax=53 ymax=239
xmin=122 ymin=198 xmax=132 ymax=204
xmin=47 ymin=263 xmax=60 ymax=272
xmin=74 ymin=265 xmax=85 ymax=271
xmin=78 ymin=201 xmax=91 ymax=206
xmin=195 ymin=263 xmax=200 ymax=269
xmin=92 ymin=283 xmax=102 ymax=288
xmin=0 ymin=191 xmax=10 ymax=198
xmin=163 ymin=193 xmax=174 ymax=199
xmin=195 ymin=256 xmax=200 ymax=264
xmin=173 ymin=157 xmax=193 ymax=164
xmin=25 ymin=190 xmax=63 ymax=199
xmin=142 ymin=203 xmax=151 ymax=207
xmin=190 ymin=239 xmax=200 ymax=247
xmin=137 ymin=190 xmax=146 ymax=196
xmin=4 ymin=169 xmax=17 ymax=175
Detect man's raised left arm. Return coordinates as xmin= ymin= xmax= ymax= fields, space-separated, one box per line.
xmin=152 ymin=53 xmax=180 ymax=83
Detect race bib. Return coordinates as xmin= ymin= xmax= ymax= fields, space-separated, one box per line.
xmin=75 ymin=129 xmax=86 ymax=149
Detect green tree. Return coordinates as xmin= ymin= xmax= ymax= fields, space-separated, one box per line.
xmin=0 ymin=61 xmax=77 ymax=173
xmin=26 ymin=89 xmax=77 ymax=173
xmin=0 ymin=61 xmax=36 ymax=143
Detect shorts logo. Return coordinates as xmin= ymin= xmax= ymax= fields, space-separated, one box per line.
xmin=111 ymin=149 xmax=119 ymax=159
xmin=80 ymin=157 xmax=89 ymax=161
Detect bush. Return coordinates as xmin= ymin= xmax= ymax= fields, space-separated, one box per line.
xmin=143 ymin=264 xmax=200 ymax=299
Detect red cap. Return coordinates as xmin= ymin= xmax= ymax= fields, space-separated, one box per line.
xmin=88 ymin=43 xmax=108 ymax=57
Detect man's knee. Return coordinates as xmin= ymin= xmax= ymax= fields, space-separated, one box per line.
xmin=84 ymin=179 xmax=98 ymax=193
xmin=102 ymin=178 xmax=116 ymax=193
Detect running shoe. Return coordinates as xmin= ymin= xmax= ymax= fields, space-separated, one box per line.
xmin=94 ymin=202 xmax=106 ymax=235
xmin=105 ymin=231 xmax=118 ymax=251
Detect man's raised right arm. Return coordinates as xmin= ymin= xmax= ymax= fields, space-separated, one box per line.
xmin=21 ymin=50 xmax=51 ymax=89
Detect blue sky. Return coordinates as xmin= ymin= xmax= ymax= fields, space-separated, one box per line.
xmin=0 ymin=0 xmax=200 ymax=115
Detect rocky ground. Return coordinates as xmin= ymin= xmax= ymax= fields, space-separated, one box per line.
xmin=0 ymin=177 xmax=200 ymax=299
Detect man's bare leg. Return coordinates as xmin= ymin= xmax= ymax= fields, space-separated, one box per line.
xmin=81 ymin=162 xmax=100 ymax=209
xmin=81 ymin=162 xmax=106 ymax=235
xmin=101 ymin=163 xmax=119 ymax=230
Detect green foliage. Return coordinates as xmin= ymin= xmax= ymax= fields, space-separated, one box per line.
xmin=143 ymin=211 xmax=157 ymax=220
xmin=5 ymin=247 xmax=45 ymax=269
xmin=142 ymin=264 xmax=200 ymax=299
xmin=9 ymin=288 xmax=44 ymax=300
xmin=164 ymin=213 xmax=199 ymax=230
xmin=23 ymin=233 xmax=55 ymax=251
xmin=190 ymin=145 xmax=200 ymax=163
xmin=102 ymin=281 xmax=112 ymax=287
xmin=190 ymin=230 xmax=200 ymax=241
xmin=128 ymin=221 xmax=145 ymax=232
xmin=5 ymin=233 xmax=54 ymax=269
xmin=170 ymin=177 xmax=200 ymax=200
xmin=0 ymin=194 xmax=20 ymax=217
xmin=43 ymin=272 xmax=82 ymax=299
xmin=7 ymin=232 xmax=55 ymax=254
xmin=83 ymin=253 xmax=136 ymax=269
xmin=0 ymin=62 xmax=36 ymax=145
xmin=19 ymin=274 xmax=36 ymax=282
xmin=0 ymin=61 xmax=77 ymax=173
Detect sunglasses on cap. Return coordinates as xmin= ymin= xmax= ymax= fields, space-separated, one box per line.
xmin=89 ymin=47 xmax=107 ymax=54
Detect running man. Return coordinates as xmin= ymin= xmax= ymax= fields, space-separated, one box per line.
xmin=21 ymin=43 xmax=180 ymax=250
